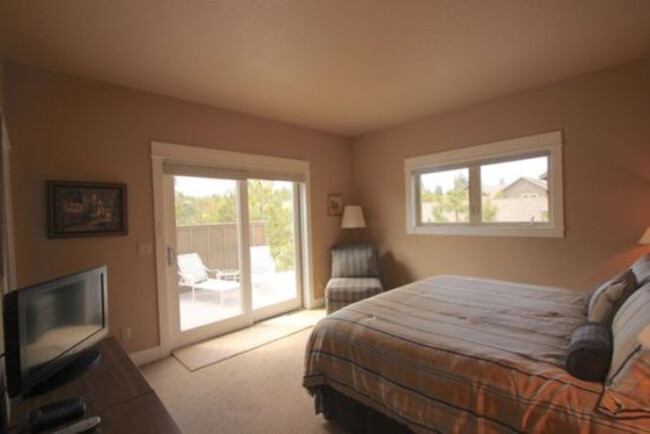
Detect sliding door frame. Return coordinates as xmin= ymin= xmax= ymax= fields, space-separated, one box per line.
xmin=151 ymin=141 xmax=314 ymax=356
xmin=250 ymin=180 xmax=303 ymax=321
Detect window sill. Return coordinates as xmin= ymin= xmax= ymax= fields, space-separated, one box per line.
xmin=407 ymin=224 xmax=565 ymax=238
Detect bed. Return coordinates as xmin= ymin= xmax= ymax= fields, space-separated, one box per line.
xmin=303 ymin=273 xmax=650 ymax=433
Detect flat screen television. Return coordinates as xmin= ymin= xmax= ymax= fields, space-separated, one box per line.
xmin=3 ymin=266 xmax=108 ymax=397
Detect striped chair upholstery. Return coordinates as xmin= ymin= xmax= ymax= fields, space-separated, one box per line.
xmin=326 ymin=244 xmax=383 ymax=314
xmin=331 ymin=244 xmax=380 ymax=278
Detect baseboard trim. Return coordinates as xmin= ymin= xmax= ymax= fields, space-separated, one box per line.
xmin=308 ymin=297 xmax=325 ymax=309
xmin=130 ymin=345 xmax=164 ymax=367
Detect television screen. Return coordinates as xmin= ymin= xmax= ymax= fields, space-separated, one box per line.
xmin=4 ymin=266 xmax=108 ymax=397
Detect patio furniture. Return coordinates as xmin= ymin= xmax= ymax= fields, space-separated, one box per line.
xmin=325 ymin=244 xmax=383 ymax=314
xmin=177 ymin=253 xmax=240 ymax=305
xmin=250 ymin=245 xmax=277 ymax=290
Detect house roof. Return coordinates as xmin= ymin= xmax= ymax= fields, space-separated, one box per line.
xmin=2 ymin=1 xmax=650 ymax=136
xmin=499 ymin=177 xmax=548 ymax=195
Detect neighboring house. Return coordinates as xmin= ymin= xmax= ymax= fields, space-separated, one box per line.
xmin=490 ymin=177 xmax=548 ymax=222
xmin=420 ymin=176 xmax=549 ymax=224
xmin=498 ymin=177 xmax=547 ymax=199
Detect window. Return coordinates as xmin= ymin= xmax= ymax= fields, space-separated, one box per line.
xmin=405 ymin=131 xmax=564 ymax=237
xmin=419 ymin=167 xmax=470 ymax=224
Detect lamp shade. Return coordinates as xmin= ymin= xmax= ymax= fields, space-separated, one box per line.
xmin=640 ymin=227 xmax=650 ymax=244
xmin=341 ymin=206 xmax=366 ymax=229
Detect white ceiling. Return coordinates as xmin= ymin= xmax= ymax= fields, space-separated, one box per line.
xmin=2 ymin=1 xmax=650 ymax=137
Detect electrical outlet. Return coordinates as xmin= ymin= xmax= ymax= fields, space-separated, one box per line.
xmin=120 ymin=326 xmax=132 ymax=341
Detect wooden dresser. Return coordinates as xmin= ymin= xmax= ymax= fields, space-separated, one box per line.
xmin=8 ymin=337 xmax=180 ymax=433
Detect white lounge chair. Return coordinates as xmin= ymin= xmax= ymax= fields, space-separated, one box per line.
xmin=177 ymin=253 xmax=240 ymax=305
xmin=250 ymin=245 xmax=277 ymax=290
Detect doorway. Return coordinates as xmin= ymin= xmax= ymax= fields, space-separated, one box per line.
xmin=152 ymin=143 xmax=312 ymax=352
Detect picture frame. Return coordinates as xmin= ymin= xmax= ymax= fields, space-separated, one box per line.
xmin=47 ymin=180 xmax=128 ymax=238
xmin=327 ymin=193 xmax=344 ymax=216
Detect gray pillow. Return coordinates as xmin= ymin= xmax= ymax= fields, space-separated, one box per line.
xmin=588 ymin=269 xmax=638 ymax=326
xmin=565 ymin=322 xmax=612 ymax=382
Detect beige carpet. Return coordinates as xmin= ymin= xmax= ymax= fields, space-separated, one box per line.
xmin=172 ymin=309 xmax=325 ymax=371
xmin=141 ymin=309 xmax=345 ymax=434
xmin=173 ymin=309 xmax=325 ymax=371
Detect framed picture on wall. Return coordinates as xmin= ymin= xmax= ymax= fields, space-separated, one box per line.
xmin=327 ymin=193 xmax=343 ymax=216
xmin=47 ymin=180 xmax=128 ymax=238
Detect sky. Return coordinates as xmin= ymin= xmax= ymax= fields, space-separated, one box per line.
xmin=420 ymin=156 xmax=548 ymax=192
xmin=174 ymin=176 xmax=292 ymax=197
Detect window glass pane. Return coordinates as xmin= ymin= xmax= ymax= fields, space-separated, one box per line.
xmin=480 ymin=156 xmax=549 ymax=223
xmin=173 ymin=176 xmax=243 ymax=331
xmin=419 ymin=168 xmax=470 ymax=223
xmin=248 ymin=180 xmax=298 ymax=310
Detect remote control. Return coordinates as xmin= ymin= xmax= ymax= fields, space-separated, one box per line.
xmin=51 ymin=416 xmax=101 ymax=434
xmin=28 ymin=396 xmax=86 ymax=432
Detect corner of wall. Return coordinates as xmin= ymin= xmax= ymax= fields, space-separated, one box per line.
xmin=348 ymin=136 xmax=359 ymax=204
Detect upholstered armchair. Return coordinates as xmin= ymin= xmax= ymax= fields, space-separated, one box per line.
xmin=325 ymin=244 xmax=383 ymax=314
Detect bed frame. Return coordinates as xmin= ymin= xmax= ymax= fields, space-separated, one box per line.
xmin=315 ymin=386 xmax=411 ymax=433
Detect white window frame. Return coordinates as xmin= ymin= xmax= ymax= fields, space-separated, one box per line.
xmin=405 ymin=131 xmax=564 ymax=238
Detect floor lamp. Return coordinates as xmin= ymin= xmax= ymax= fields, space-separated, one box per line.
xmin=341 ymin=205 xmax=366 ymax=243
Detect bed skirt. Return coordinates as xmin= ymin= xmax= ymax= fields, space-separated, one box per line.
xmin=314 ymin=386 xmax=412 ymax=434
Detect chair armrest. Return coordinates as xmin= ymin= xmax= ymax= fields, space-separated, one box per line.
xmin=217 ymin=269 xmax=241 ymax=281
xmin=203 ymin=267 xmax=222 ymax=278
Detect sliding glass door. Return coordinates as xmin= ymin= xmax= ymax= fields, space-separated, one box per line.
xmin=173 ymin=176 xmax=244 ymax=331
xmin=163 ymin=172 xmax=302 ymax=349
xmin=248 ymin=179 xmax=301 ymax=317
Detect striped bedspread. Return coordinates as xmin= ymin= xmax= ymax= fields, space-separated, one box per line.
xmin=303 ymin=275 xmax=649 ymax=433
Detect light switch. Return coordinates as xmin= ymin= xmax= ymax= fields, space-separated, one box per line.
xmin=137 ymin=241 xmax=153 ymax=256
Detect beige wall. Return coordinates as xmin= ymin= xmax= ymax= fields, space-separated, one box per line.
xmin=3 ymin=62 xmax=353 ymax=353
xmin=0 ymin=61 xmax=4 ymax=108
xmin=0 ymin=60 xmax=5 ymax=371
xmin=353 ymin=59 xmax=650 ymax=291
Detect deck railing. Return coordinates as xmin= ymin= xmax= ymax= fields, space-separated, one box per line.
xmin=176 ymin=222 xmax=267 ymax=270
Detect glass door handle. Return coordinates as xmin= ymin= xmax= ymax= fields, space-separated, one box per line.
xmin=167 ymin=246 xmax=176 ymax=266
